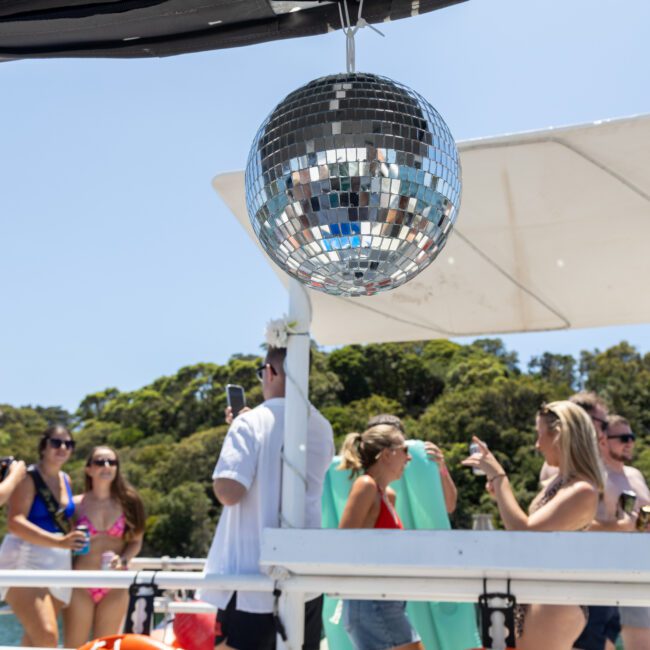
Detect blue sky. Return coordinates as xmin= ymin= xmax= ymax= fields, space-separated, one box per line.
xmin=1 ymin=0 xmax=649 ymax=412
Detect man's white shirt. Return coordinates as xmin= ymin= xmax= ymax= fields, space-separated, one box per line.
xmin=201 ymin=397 xmax=334 ymax=613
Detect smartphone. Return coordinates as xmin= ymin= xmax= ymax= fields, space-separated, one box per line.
xmin=226 ymin=384 xmax=246 ymax=417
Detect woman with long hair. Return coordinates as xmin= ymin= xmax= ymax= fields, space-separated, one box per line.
xmin=63 ymin=445 xmax=145 ymax=647
xmin=337 ymin=424 xmax=424 ymax=650
xmin=0 ymin=425 xmax=87 ymax=647
xmin=462 ymin=400 xmax=604 ymax=650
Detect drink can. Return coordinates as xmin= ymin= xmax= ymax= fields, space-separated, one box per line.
xmin=73 ymin=525 xmax=90 ymax=556
xmin=619 ymin=490 xmax=637 ymax=515
xmin=469 ymin=442 xmax=485 ymax=476
xmin=101 ymin=551 xmax=115 ymax=570
xmin=637 ymin=505 xmax=650 ymax=531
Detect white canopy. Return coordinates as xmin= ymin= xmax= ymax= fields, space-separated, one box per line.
xmin=213 ymin=113 xmax=650 ymax=346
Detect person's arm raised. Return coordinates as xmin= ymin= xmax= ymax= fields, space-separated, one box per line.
xmin=424 ymin=441 xmax=457 ymax=514
xmin=339 ymin=476 xmax=377 ymax=529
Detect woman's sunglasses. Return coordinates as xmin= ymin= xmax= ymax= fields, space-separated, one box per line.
xmin=48 ymin=438 xmax=75 ymax=450
xmin=90 ymin=458 xmax=118 ymax=467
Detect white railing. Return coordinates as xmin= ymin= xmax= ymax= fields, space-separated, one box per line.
xmin=0 ymin=529 xmax=648 ymax=648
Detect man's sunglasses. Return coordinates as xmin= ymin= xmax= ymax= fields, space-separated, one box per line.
xmin=591 ymin=415 xmax=609 ymax=432
xmin=90 ymin=458 xmax=118 ymax=467
xmin=607 ymin=433 xmax=636 ymax=444
xmin=48 ymin=438 xmax=75 ymax=450
xmin=256 ymin=363 xmax=278 ymax=381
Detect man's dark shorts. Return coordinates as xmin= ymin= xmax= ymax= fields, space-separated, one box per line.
xmin=573 ymin=605 xmax=620 ymax=650
xmin=215 ymin=593 xmax=323 ymax=650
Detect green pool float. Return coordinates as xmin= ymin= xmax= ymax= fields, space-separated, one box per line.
xmin=321 ymin=440 xmax=481 ymax=650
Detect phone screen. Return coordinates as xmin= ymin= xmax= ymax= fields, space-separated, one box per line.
xmin=226 ymin=384 xmax=246 ymax=416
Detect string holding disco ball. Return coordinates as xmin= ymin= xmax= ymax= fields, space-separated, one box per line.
xmin=245 ymin=17 xmax=461 ymax=297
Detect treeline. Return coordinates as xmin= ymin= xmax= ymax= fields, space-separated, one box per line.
xmin=1 ymin=339 xmax=649 ymax=555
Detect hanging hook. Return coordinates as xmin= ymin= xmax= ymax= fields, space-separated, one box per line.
xmin=337 ymin=0 xmax=385 ymax=73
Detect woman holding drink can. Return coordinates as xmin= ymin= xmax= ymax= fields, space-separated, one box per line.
xmin=462 ymin=401 xmax=604 ymax=650
xmin=0 ymin=425 xmax=87 ymax=647
xmin=64 ymin=446 xmax=145 ymax=647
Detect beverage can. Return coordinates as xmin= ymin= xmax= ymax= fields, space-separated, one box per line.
xmin=637 ymin=505 xmax=650 ymax=532
xmin=73 ymin=525 xmax=90 ymax=556
xmin=469 ymin=442 xmax=486 ymax=476
xmin=101 ymin=551 xmax=115 ymax=570
xmin=619 ymin=490 xmax=637 ymax=515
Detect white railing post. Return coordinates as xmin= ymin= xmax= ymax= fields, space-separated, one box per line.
xmin=278 ymin=278 xmax=312 ymax=649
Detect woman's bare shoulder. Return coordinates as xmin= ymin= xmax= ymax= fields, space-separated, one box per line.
xmin=352 ymin=474 xmax=377 ymax=494
xmin=560 ymin=478 xmax=599 ymax=509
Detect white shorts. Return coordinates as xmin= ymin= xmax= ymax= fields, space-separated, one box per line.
xmin=0 ymin=533 xmax=72 ymax=605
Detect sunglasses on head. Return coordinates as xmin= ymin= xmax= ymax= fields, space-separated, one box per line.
xmin=48 ymin=438 xmax=75 ymax=450
xmin=391 ymin=444 xmax=409 ymax=455
xmin=607 ymin=433 xmax=636 ymax=444
xmin=90 ymin=458 xmax=118 ymax=467
xmin=256 ymin=363 xmax=278 ymax=381
xmin=591 ymin=415 xmax=609 ymax=432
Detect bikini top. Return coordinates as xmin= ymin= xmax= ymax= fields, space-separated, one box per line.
xmin=77 ymin=512 xmax=126 ymax=538
xmin=374 ymin=487 xmax=403 ymax=530
xmin=27 ymin=472 xmax=75 ymax=534
xmin=532 ymin=475 xmax=590 ymax=531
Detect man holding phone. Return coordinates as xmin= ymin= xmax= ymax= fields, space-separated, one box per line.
xmin=581 ymin=415 xmax=650 ymax=650
xmin=203 ymin=345 xmax=334 ymax=650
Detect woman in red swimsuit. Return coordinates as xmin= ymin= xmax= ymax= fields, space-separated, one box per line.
xmin=338 ymin=424 xmax=424 ymax=650
xmin=63 ymin=446 xmax=145 ymax=647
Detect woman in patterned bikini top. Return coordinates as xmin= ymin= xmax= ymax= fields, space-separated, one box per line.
xmin=462 ymin=401 xmax=604 ymax=650
xmin=63 ymin=445 xmax=145 ymax=648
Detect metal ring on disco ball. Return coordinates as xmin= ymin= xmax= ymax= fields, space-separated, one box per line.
xmin=245 ymin=72 xmax=462 ymax=297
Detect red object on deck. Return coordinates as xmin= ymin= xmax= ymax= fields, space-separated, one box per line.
xmin=172 ymin=608 xmax=216 ymax=650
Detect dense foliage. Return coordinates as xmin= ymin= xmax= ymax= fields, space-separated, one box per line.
xmin=1 ymin=339 xmax=649 ymax=554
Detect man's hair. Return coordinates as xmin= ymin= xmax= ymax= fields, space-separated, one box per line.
xmin=265 ymin=346 xmax=287 ymax=376
xmin=607 ymin=414 xmax=630 ymax=429
xmin=367 ymin=413 xmax=404 ymax=433
xmin=568 ymin=391 xmax=607 ymax=415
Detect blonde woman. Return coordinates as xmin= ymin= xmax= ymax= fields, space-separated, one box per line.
xmin=462 ymin=401 xmax=604 ymax=650
xmin=338 ymin=424 xmax=424 ymax=650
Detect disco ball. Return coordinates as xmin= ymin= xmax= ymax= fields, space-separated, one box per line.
xmin=245 ymin=72 xmax=461 ymax=297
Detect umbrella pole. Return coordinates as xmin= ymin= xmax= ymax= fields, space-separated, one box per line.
xmin=278 ymin=278 xmax=312 ymax=649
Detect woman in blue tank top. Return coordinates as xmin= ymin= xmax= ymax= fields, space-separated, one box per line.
xmin=0 ymin=425 xmax=87 ymax=647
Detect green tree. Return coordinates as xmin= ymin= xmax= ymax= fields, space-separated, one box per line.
xmin=528 ymin=353 xmax=576 ymax=392
xmin=144 ymin=483 xmax=215 ymax=557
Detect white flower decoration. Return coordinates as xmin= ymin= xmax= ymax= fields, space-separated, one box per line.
xmin=265 ymin=316 xmax=297 ymax=349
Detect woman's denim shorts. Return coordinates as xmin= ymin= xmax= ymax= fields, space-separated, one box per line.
xmin=343 ymin=599 xmax=420 ymax=650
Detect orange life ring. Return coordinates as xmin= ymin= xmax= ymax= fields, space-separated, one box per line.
xmin=78 ymin=634 xmax=183 ymax=650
